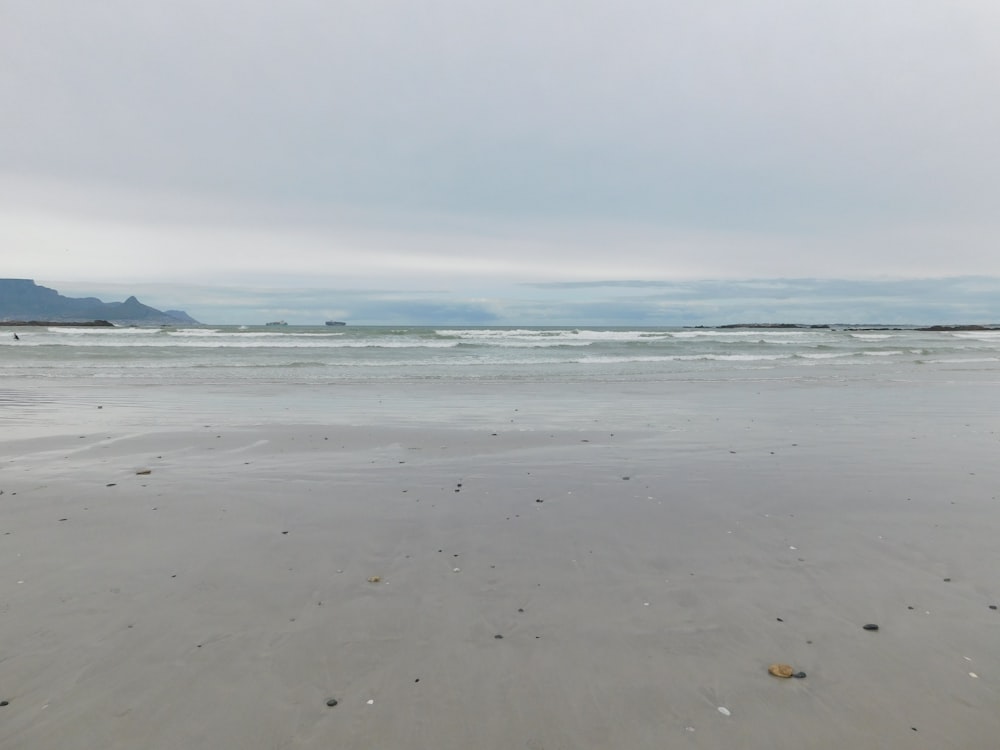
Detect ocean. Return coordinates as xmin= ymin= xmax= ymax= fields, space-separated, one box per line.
xmin=3 ymin=324 xmax=999 ymax=439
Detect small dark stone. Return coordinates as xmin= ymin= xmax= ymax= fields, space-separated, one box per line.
xmin=943 ymin=578 xmax=951 ymax=582
xmin=792 ymin=672 xmax=806 ymax=679
xmin=0 ymin=701 xmax=8 ymax=706
xmin=281 ymin=531 xmax=289 ymax=534
xmin=776 ymin=617 xmax=784 ymax=622
xmin=536 ymin=498 xmax=543 ymax=503
xmin=863 ymin=623 xmax=879 ymax=631
xmin=907 ymin=606 xmax=915 ymax=610
xmin=989 ymin=605 xmax=997 ymax=610
xmin=326 ymin=698 xmax=338 ymax=707
xmin=494 ymin=634 xmax=503 ymax=639
xmin=518 ymin=608 xmax=524 ymax=613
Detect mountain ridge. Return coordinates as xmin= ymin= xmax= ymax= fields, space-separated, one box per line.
xmin=0 ymin=279 xmax=198 ymax=325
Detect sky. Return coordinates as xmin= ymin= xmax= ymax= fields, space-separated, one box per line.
xmin=3 ymin=0 xmax=1000 ymax=325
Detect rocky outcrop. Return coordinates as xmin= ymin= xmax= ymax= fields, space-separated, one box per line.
xmin=915 ymin=324 xmax=1000 ymax=332
xmin=0 ymin=279 xmax=198 ymax=325
xmin=5 ymin=319 xmax=114 ymax=327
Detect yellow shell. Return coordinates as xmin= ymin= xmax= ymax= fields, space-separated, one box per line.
xmin=367 ymin=576 xmax=381 ymax=583
xmin=768 ymin=663 xmax=794 ymax=678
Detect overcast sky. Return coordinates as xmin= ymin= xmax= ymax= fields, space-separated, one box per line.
xmin=3 ymin=1 xmax=1000 ymax=324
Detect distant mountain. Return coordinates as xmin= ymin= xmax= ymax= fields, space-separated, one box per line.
xmin=0 ymin=279 xmax=199 ymax=325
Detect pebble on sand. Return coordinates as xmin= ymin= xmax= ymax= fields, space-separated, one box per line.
xmin=863 ymin=623 xmax=880 ymax=631
xmin=136 ymin=469 xmax=152 ymax=475
xmin=367 ymin=576 xmax=382 ymax=583
xmin=768 ymin=664 xmax=794 ymax=678
xmin=326 ymin=698 xmax=338 ymax=707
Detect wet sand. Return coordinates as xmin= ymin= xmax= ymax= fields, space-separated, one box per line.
xmin=1 ymin=378 xmax=999 ymax=749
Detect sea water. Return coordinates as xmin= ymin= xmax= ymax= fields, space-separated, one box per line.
xmin=2 ymin=324 xmax=999 ymax=439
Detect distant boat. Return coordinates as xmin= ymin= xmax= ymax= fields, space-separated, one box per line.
xmin=265 ymin=320 xmax=288 ymax=326
xmin=325 ymin=320 xmax=346 ymax=326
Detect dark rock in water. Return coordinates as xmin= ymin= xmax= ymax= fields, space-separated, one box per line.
xmin=793 ymin=672 xmax=807 ymax=679
xmin=863 ymin=623 xmax=880 ymax=631
xmin=917 ymin=324 xmax=1000 ymax=332
xmin=326 ymin=698 xmax=338 ymax=707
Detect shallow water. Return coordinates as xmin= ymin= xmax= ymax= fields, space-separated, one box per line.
xmin=2 ymin=324 xmax=999 ymax=440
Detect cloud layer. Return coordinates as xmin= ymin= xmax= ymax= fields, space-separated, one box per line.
xmin=4 ymin=1 xmax=1000 ymax=321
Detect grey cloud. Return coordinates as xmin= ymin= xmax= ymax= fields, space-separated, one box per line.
xmin=5 ymin=1 xmax=999 ymax=229
xmin=6 ymin=2 xmax=1000 ymax=292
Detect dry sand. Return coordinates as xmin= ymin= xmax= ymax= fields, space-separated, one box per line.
xmin=1 ymin=378 xmax=999 ymax=749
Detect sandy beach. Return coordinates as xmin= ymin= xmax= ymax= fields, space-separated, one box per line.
xmin=1 ymin=377 xmax=999 ymax=749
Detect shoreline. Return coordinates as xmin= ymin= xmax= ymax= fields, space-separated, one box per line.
xmin=1 ymin=374 xmax=999 ymax=748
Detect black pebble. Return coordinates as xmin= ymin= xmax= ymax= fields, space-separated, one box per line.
xmin=494 ymin=634 xmax=503 ymax=639
xmin=990 ymin=605 xmax=998 ymax=610
xmin=943 ymin=578 xmax=951 ymax=582
xmin=0 ymin=701 xmax=8 ymax=707
xmin=863 ymin=623 xmax=879 ymax=631
xmin=326 ymin=698 xmax=338 ymax=707
xmin=776 ymin=617 xmax=784 ymax=622
xmin=793 ymin=672 xmax=806 ymax=679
